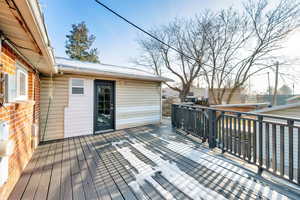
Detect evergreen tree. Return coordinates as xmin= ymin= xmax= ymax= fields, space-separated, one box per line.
xmin=65 ymin=21 xmax=100 ymax=63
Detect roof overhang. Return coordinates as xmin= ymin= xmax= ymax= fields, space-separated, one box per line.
xmin=0 ymin=0 xmax=56 ymax=74
xmin=57 ymin=65 xmax=173 ymax=82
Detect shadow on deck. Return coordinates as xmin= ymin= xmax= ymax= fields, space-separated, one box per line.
xmin=8 ymin=122 xmax=300 ymax=200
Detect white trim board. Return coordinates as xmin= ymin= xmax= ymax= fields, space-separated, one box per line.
xmin=116 ymin=115 xmax=161 ymax=126
xmin=117 ymin=106 xmax=160 ymax=114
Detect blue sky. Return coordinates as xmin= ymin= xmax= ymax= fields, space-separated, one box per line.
xmin=41 ymin=0 xmax=238 ymax=66
xmin=41 ymin=0 xmax=300 ymax=93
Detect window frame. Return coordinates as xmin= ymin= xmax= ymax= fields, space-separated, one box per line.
xmin=16 ymin=67 xmax=28 ymax=101
xmin=13 ymin=62 xmax=29 ymax=101
xmin=70 ymin=78 xmax=85 ymax=96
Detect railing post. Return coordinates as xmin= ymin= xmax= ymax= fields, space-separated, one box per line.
xmin=208 ymin=109 xmax=217 ymax=148
xmin=171 ymin=104 xmax=175 ymax=127
xmin=258 ymin=115 xmax=263 ymax=174
xmin=288 ymin=119 xmax=294 ymax=181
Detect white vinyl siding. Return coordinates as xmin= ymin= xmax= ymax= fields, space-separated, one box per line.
xmin=40 ymin=74 xmax=162 ymax=140
xmin=115 ymin=80 xmax=161 ymax=129
xmin=64 ymin=78 xmax=93 ymax=138
xmin=40 ymin=76 xmax=69 ymax=141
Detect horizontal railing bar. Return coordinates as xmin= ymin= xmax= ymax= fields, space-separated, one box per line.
xmin=173 ymin=104 xmax=300 ymax=122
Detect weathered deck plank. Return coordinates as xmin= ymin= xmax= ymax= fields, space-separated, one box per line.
xmin=8 ymin=145 xmax=47 ymax=200
xmin=21 ymin=143 xmax=52 ymax=200
xmin=47 ymin=141 xmax=63 ymax=200
xmin=85 ymin=135 xmax=124 ymax=200
xmin=60 ymin=139 xmax=73 ymax=200
xmin=34 ymin=143 xmax=56 ymax=200
xmin=9 ymin=123 xmax=299 ymax=200
xmin=70 ymin=138 xmax=86 ymax=200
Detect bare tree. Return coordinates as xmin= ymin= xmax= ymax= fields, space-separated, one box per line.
xmin=136 ymin=0 xmax=300 ymax=103
xmin=200 ymin=0 xmax=300 ymax=104
xmin=136 ymin=19 xmax=208 ymax=100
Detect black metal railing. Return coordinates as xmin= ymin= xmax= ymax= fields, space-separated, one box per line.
xmin=171 ymin=104 xmax=300 ymax=185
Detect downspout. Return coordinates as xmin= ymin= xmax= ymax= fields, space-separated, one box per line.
xmin=0 ymin=35 xmax=4 ymax=106
xmin=41 ymin=73 xmax=53 ymax=142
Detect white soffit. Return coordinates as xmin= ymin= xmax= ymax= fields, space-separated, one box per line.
xmin=0 ymin=0 xmax=55 ymax=74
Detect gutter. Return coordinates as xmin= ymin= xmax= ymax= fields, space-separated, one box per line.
xmin=26 ymin=0 xmax=56 ymax=74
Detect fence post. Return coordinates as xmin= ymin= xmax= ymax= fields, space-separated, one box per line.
xmin=208 ymin=109 xmax=217 ymax=148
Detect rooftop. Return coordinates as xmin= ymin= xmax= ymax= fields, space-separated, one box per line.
xmin=9 ymin=121 xmax=299 ymax=200
xmin=55 ymin=57 xmax=172 ymax=82
xmin=253 ymin=102 xmax=300 ymax=114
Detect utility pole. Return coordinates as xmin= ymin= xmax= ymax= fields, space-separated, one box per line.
xmin=267 ymin=72 xmax=271 ymax=96
xmin=272 ymin=62 xmax=279 ymax=105
xmin=293 ymin=83 xmax=295 ymax=95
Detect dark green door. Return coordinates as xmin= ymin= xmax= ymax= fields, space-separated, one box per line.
xmin=94 ymin=80 xmax=115 ymax=133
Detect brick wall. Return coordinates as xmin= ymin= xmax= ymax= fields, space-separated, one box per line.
xmin=0 ymin=43 xmax=40 ymax=200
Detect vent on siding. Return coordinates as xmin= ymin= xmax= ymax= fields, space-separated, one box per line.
xmin=72 ymin=87 xmax=84 ymax=94
xmin=71 ymin=78 xmax=84 ymax=95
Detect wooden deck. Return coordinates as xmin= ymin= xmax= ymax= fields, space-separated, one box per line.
xmin=8 ymin=123 xmax=300 ymax=200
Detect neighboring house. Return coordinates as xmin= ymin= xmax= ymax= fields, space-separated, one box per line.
xmin=162 ymin=87 xmax=179 ymax=98
xmin=211 ymin=103 xmax=270 ymax=112
xmin=248 ymin=94 xmax=294 ymax=105
xmin=162 ymin=86 xmax=243 ymax=104
xmin=40 ymin=57 xmax=171 ymax=141
xmin=0 ymin=1 xmax=55 ymax=199
xmin=190 ymin=87 xmax=243 ymax=105
xmin=286 ymin=95 xmax=300 ymax=104
xmin=253 ymin=103 xmax=300 ymax=177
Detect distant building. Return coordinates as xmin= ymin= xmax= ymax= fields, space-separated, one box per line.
xmin=286 ymin=96 xmax=300 ymax=104
xmin=190 ymin=87 xmax=243 ymax=105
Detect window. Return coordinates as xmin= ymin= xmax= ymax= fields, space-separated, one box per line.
xmin=71 ymin=79 xmax=84 ymax=95
xmin=17 ymin=70 xmax=27 ymax=98
xmin=6 ymin=62 xmax=28 ymax=102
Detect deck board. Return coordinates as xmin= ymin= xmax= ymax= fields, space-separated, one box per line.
xmin=8 ymin=145 xmax=47 ymax=200
xmin=47 ymin=141 xmax=63 ymax=200
xmin=34 ymin=143 xmax=56 ymax=200
xmin=9 ymin=123 xmax=300 ymax=200
xmin=21 ymin=143 xmax=52 ymax=200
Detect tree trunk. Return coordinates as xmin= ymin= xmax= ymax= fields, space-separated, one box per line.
xmin=226 ymin=87 xmax=238 ymax=104
xmin=179 ymin=84 xmax=191 ymax=102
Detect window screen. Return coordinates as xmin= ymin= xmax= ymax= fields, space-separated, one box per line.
xmin=8 ymin=73 xmax=17 ymax=102
xmin=19 ymin=72 xmax=26 ymax=96
xmin=5 ymin=62 xmax=28 ymax=102
xmin=71 ymin=79 xmax=84 ymax=94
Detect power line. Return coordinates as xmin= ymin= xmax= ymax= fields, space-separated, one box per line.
xmin=94 ymin=0 xmax=197 ymax=61
xmin=93 ymin=0 xmax=241 ymax=79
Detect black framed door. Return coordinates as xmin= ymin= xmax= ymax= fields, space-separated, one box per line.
xmin=94 ymin=80 xmax=115 ymax=133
